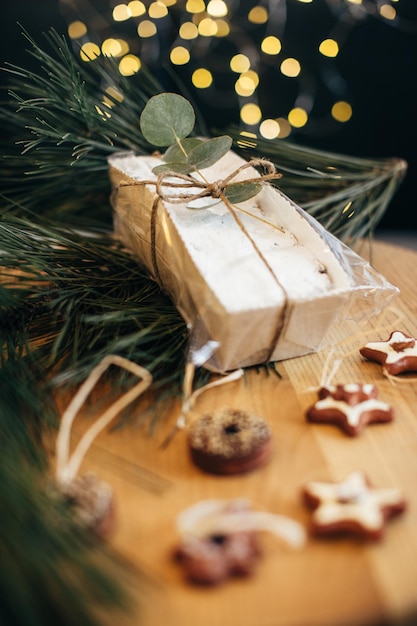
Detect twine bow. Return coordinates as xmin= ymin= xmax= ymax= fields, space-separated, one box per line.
xmin=151 ymin=157 xmax=281 ymax=205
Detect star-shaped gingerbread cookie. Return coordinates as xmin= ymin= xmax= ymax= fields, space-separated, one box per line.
xmin=302 ymin=470 xmax=407 ymax=540
xmin=306 ymin=383 xmax=394 ymax=436
xmin=360 ymin=330 xmax=417 ymax=375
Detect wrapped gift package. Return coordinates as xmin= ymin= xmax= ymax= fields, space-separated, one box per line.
xmin=108 ymin=150 xmax=398 ymax=372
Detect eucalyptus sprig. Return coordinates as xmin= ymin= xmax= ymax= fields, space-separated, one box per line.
xmin=139 ymin=93 xmax=263 ymax=204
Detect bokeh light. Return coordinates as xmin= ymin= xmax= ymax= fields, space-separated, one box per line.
xmin=280 ymin=58 xmax=301 ymax=78
xmin=192 ymin=67 xmax=213 ymax=88
xmin=80 ymin=42 xmax=101 ymax=61
xmin=248 ymin=6 xmax=269 ymax=24
xmin=288 ymin=107 xmax=308 ymax=127
xmin=119 ymin=54 xmax=141 ymax=75
xmin=331 ymin=101 xmax=353 ymax=122
xmin=240 ymin=103 xmax=262 ymax=125
xmin=319 ymin=38 xmax=339 ymax=57
xmin=61 ymin=0 xmax=415 ymax=139
xmin=68 ymin=21 xmax=87 ymax=39
xmin=261 ymin=36 xmax=282 ymax=55
xmin=170 ymin=46 xmax=190 ymax=64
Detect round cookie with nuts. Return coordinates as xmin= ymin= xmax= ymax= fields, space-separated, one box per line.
xmin=187 ymin=407 xmax=272 ymax=475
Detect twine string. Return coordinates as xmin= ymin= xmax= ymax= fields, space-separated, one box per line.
xmin=55 ymin=355 xmax=152 ymax=485
xmin=304 ymin=305 xmax=410 ymax=395
xmin=160 ymin=362 xmax=244 ymax=448
xmin=152 ymin=158 xmax=280 ymax=205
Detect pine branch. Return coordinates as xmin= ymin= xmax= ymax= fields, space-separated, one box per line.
xmin=231 ymin=129 xmax=407 ymax=244
xmin=0 ymin=27 xmax=161 ymax=223
xmin=0 ymin=358 xmax=133 ymax=626
xmin=0 ymin=215 xmax=194 ymax=400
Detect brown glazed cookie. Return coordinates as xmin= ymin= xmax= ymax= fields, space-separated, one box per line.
xmin=306 ymin=383 xmax=394 ymax=436
xmin=302 ymin=470 xmax=407 ymax=540
xmin=187 ymin=407 xmax=272 ymax=475
xmin=174 ymin=498 xmax=306 ymax=585
xmin=175 ymin=530 xmax=261 ymax=585
xmin=174 ymin=500 xmax=262 ymax=585
xmin=360 ymin=330 xmax=417 ymax=375
xmin=62 ymin=473 xmax=115 ymax=539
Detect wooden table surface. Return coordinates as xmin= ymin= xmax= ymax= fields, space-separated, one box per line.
xmin=63 ymin=240 xmax=417 ymax=626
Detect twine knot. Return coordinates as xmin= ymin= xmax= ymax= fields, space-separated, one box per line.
xmin=147 ymin=157 xmax=281 ymax=206
xmin=210 ymin=180 xmax=224 ymax=198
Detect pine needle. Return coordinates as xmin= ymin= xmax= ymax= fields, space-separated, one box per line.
xmin=0 ymin=215 xmax=191 ymax=396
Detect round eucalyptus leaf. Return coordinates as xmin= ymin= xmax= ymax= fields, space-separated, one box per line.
xmin=164 ymin=138 xmax=203 ymax=163
xmin=224 ymin=182 xmax=262 ymax=204
xmin=140 ymin=93 xmax=195 ymax=147
xmin=188 ymin=135 xmax=232 ymax=170
xmin=152 ymin=162 xmax=194 ymax=175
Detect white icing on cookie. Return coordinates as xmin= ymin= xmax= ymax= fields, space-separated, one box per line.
xmin=305 ymin=471 xmax=404 ymax=531
xmin=364 ymin=331 xmax=417 ymax=364
xmin=314 ymin=397 xmax=390 ymax=427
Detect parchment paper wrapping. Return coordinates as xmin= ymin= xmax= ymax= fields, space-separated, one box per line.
xmin=108 ymin=150 xmax=398 ymax=372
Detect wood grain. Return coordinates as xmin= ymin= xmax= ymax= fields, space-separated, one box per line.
xmin=58 ymin=241 xmax=417 ymax=626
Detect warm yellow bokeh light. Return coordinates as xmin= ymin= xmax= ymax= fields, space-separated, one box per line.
xmin=68 ymin=21 xmax=87 ymax=39
xmin=275 ymin=117 xmax=292 ymax=138
xmin=105 ymin=86 xmax=124 ymax=104
xmin=346 ymin=0 xmax=362 ymax=4
xmin=179 ymin=22 xmax=198 ymax=39
xmin=149 ymin=2 xmax=168 ymax=18
xmin=186 ymin=0 xmax=206 ymax=13
xmin=242 ymin=70 xmax=259 ymax=87
xmin=331 ymin=101 xmax=353 ymax=122
xmin=215 ymin=19 xmax=230 ymax=36
xmin=170 ymin=46 xmax=190 ymax=65
xmin=101 ymin=95 xmax=115 ymax=109
xmin=95 ymin=105 xmax=111 ymax=120
xmin=379 ymin=4 xmax=396 ymax=19
xmin=230 ymin=53 xmax=251 ymax=73
xmin=236 ymin=131 xmax=257 ymax=149
xmin=113 ymin=4 xmax=131 ymax=21
xmin=288 ymin=107 xmax=308 ymax=127
xmin=128 ymin=1 xmax=146 ymax=16
xmin=192 ymin=68 xmax=213 ymax=88
xmin=235 ymin=76 xmax=256 ymax=97
xmin=102 ymin=39 xmax=126 ymax=57
xmin=118 ymin=54 xmax=142 ymax=76
xmin=319 ymin=38 xmax=339 ymax=57
xmin=259 ymin=119 xmax=280 ymax=139
xmin=280 ymin=57 xmax=301 ymax=77
xmin=137 ymin=21 xmax=158 ymax=37
xmin=248 ymin=6 xmax=269 ymax=24
xmin=207 ymin=0 xmax=228 ymax=17
xmin=118 ymin=40 xmax=130 ymax=55
xmin=240 ymin=103 xmax=262 ymax=125
xmin=198 ymin=17 xmax=218 ymax=36
xmin=80 ymin=42 xmax=101 ymax=62
xmin=297 ymin=0 xmax=313 ymax=3
xmin=261 ymin=36 xmax=282 ymax=55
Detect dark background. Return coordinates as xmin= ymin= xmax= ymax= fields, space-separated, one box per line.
xmin=1 ymin=0 xmax=416 ymax=234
